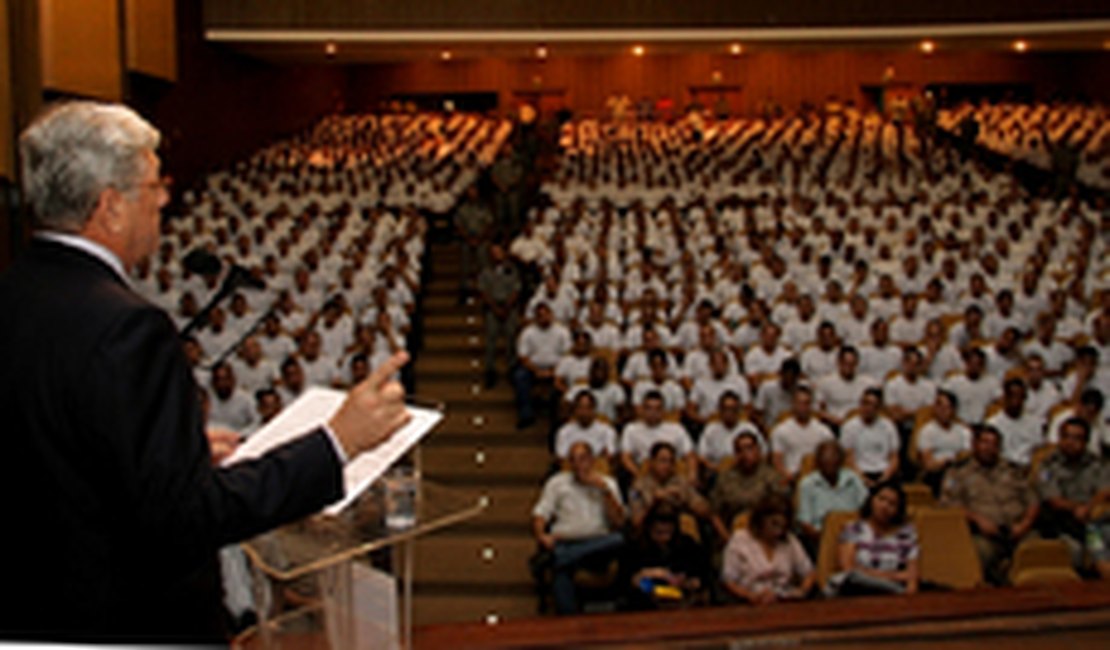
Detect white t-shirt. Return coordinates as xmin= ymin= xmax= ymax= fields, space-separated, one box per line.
xmin=208 ymin=388 xmax=256 ymax=432
xmin=554 ymin=354 xmax=593 ymax=388
xmin=698 ymin=421 xmax=767 ymax=465
xmin=816 ymin=373 xmax=876 ymax=420
xmin=631 ymin=379 xmax=687 ymax=412
xmin=917 ymin=420 xmax=972 ymax=462
xmin=565 ymin=383 xmax=627 ymax=423
xmin=620 ymin=421 xmax=694 ymax=464
xmin=532 ymin=472 xmax=623 ymax=540
xmin=840 ymin=415 xmax=900 ymax=474
xmin=800 ymin=347 xmax=839 ymax=381
xmin=770 ymin=417 xmax=834 ymax=474
xmin=883 ymin=375 xmax=938 ymax=415
xmin=554 ymin=420 xmax=619 ymax=458
xmin=518 ymin=323 xmax=572 ymax=370
xmin=858 ymin=344 xmax=902 ymax=381
xmin=940 ymin=373 xmax=1002 ymax=425
xmin=688 ymin=374 xmax=752 ymax=418
xmin=986 ymin=410 xmax=1045 ymax=466
xmin=744 ymin=345 xmax=792 ymax=378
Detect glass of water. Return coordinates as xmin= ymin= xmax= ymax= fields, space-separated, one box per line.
xmin=384 ymin=465 xmax=418 ymax=530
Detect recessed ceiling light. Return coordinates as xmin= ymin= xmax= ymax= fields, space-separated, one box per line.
xmin=440 ymin=49 xmax=453 ymax=61
xmin=1013 ymin=40 xmax=1028 ymax=52
xmin=632 ymin=44 xmax=645 ymax=57
xmin=729 ymin=43 xmax=743 ymax=55
xmin=920 ymin=40 xmax=935 ymax=54
xmin=324 ymin=42 xmax=337 ymax=56
xmin=536 ymin=45 xmax=548 ymax=59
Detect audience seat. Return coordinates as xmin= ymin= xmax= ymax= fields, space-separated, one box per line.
xmin=903 ymin=483 xmax=936 ymax=509
xmin=1009 ymin=538 xmax=1079 ymax=586
xmin=915 ymin=507 xmax=982 ymax=590
xmin=815 ymin=510 xmax=858 ymax=587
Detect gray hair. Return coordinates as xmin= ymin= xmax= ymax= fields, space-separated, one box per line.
xmin=19 ymin=101 xmax=160 ymax=232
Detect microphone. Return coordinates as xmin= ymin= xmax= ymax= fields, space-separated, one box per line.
xmin=182 ymin=247 xmax=265 ymax=291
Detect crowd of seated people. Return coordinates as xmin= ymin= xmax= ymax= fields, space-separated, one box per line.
xmin=937 ymin=101 xmax=1110 ymax=191
xmin=132 ymin=111 xmax=511 ymax=435
xmin=523 ymin=109 xmax=1110 ymax=614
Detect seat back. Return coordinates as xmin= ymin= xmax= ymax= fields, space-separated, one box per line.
xmin=914 ymin=507 xmax=981 ymax=589
xmin=903 ymin=483 xmax=936 ymax=509
xmin=1008 ymin=538 xmax=1075 ymax=585
xmin=815 ymin=510 xmax=858 ymax=587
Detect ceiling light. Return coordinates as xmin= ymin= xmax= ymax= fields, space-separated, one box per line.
xmin=324 ymin=42 xmax=337 ymax=56
xmin=631 ymin=44 xmax=645 ymax=57
xmin=729 ymin=43 xmax=743 ymax=55
xmin=536 ymin=45 xmax=548 ymax=59
xmin=440 ymin=49 xmax=452 ymax=61
xmin=919 ymin=40 xmax=935 ymax=54
xmin=1012 ymin=40 xmax=1028 ymax=52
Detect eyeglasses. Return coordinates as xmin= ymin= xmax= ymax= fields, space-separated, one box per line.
xmin=129 ymin=176 xmax=173 ymax=194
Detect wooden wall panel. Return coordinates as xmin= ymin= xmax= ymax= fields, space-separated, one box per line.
xmin=126 ymin=0 xmax=177 ymax=80
xmin=39 ymin=0 xmax=121 ymax=100
xmin=348 ymin=49 xmax=1098 ymax=117
xmin=0 ymin=0 xmax=13 ymax=179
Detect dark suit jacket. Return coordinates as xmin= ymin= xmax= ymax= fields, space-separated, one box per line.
xmin=0 ymin=239 xmax=345 ymax=643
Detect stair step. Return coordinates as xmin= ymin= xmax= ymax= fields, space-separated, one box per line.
xmin=422 ymin=446 xmax=553 ymax=482
xmin=413 ymin=591 xmax=537 ymax=626
xmin=413 ymin=534 xmax=536 ymax=587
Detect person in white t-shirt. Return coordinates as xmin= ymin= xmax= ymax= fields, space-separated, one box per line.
xmin=815 ymin=347 xmax=875 ymax=427
xmin=858 ymin=319 xmax=902 ymax=381
xmin=207 ymin=361 xmax=256 ymax=432
xmin=513 ymin=303 xmax=572 ymax=427
xmin=564 ymin=357 xmax=628 ymax=424
xmin=916 ymin=390 xmax=972 ymax=494
xmin=1022 ymin=354 xmax=1063 ymax=421
xmin=1046 ymin=388 xmax=1107 ymax=456
xmin=697 ymin=391 xmax=766 ymax=470
xmin=839 ymin=388 xmax=900 ymax=486
xmin=619 ymin=391 xmax=696 ymax=480
xmin=985 ymin=378 xmax=1045 ymax=467
xmin=883 ymin=346 xmax=938 ymax=428
xmin=940 ymin=348 xmax=1002 ymax=425
xmin=744 ymin=323 xmax=791 ymax=384
xmin=754 ymin=358 xmax=802 ymax=432
xmin=799 ymin=321 xmax=840 ymax=381
xmin=770 ymin=386 xmax=835 ymax=481
xmin=555 ymin=391 xmax=620 ymax=459
xmin=686 ymin=348 xmax=751 ymax=425
xmin=554 ymin=330 xmax=595 ymax=394
xmin=631 ymin=349 xmax=687 ymax=414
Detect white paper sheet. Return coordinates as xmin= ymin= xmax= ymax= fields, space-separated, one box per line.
xmin=224 ymin=387 xmax=443 ymax=515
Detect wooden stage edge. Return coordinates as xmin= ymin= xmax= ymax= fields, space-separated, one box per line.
xmin=413 ymin=581 xmax=1110 ymax=649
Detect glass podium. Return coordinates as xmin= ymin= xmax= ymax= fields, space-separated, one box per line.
xmin=232 ymin=472 xmax=485 ymax=650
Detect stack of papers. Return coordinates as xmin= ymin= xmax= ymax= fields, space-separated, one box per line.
xmin=224 ymin=387 xmax=443 ymax=515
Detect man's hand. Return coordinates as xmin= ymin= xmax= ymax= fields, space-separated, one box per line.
xmin=538 ymin=532 xmax=557 ymax=551
xmin=206 ymin=427 xmax=241 ymax=465
xmin=328 ymin=352 xmax=411 ymax=460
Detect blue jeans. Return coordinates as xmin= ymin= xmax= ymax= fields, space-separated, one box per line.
xmin=512 ymin=364 xmax=536 ymax=421
xmin=551 ymin=533 xmax=625 ymax=615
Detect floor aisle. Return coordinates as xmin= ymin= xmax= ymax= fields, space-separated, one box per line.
xmin=411 ymin=241 xmax=550 ymax=625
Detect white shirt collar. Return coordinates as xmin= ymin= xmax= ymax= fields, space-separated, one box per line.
xmin=36 ymin=231 xmax=131 ymax=287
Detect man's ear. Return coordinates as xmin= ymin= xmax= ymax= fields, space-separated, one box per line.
xmin=90 ymin=187 xmax=125 ymax=235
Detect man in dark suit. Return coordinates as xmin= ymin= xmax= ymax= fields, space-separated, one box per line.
xmin=0 ymin=102 xmax=411 ymax=642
